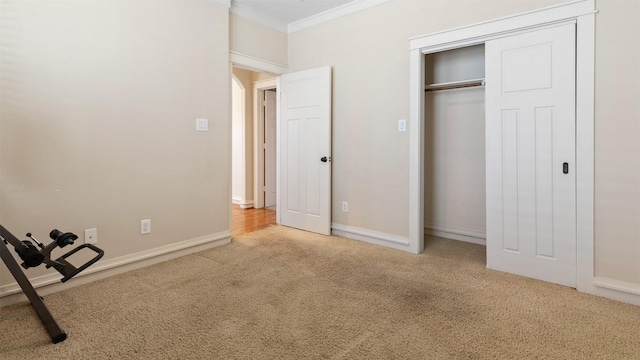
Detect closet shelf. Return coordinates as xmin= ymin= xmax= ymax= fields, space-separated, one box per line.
xmin=425 ymin=78 xmax=485 ymax=92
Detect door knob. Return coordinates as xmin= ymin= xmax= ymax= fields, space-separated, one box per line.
xmin=320 ymin=156 xmax=329 ymax=163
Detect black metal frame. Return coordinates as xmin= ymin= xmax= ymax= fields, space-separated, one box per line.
xmin=0 ymin=224 xmax=104 ymax=344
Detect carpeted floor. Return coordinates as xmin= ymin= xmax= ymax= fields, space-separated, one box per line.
xmin=1 ymin=225 xmax=639 ymax=359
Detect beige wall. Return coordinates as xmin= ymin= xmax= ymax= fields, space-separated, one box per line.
xmin=288 ymin=0 xmax=565 ymax=237
xmin=0 ymin=0 xmax=230 ymax=288
xmin=593 ymin=0 xmax=640 ymax=284
xmin=288 ymin=0 xmax=640 ymax=285
xmin=230 ymin=14 xmax=287 ymax=66
xmin=2 ymin=0 xmax=638 ymax=300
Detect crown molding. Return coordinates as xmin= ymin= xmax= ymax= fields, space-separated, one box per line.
xmin=230 ymin=1 xmax=288 ymax=33
xmin=288 ymin=0 xmax=392 ymax=33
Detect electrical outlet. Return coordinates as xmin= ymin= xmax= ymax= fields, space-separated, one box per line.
xmin=84 ymin=228 xmax=98 ymax=244
xmin=140 ymin=219 xmax=151 ymax=235
xmin=342 ymin=201 xmax=349 ymax=213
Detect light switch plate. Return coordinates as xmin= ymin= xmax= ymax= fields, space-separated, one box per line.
xmin=140 ymin=219 xmax=151 ymax=235
xmin=398 ymin=119 xmax=406 ymax=132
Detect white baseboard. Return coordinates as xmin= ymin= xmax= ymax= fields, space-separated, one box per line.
xmin=232 ymin=198 xmax=254 ymax=209
xmin=424 ymin=227 xmax=486 ymax=246
xmin=0 ymin=230 xmax=232 ymax=307
xmin=590 ymin=277 xmax=640 ymax=306
xmin=331 ymin=223 xmax=411 ymax=252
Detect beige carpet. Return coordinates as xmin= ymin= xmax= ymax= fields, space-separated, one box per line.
xmin=1 ymin=225 xmax=639 ymax=359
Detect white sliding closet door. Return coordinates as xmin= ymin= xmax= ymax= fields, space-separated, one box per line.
xmin=485 ymin=23 xmax=576 ymax=287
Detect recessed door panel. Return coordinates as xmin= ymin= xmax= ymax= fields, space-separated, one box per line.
xmin=486 ymin=23 xmax=576 ymax=287
xmin=502 ymin=44 xmax=553 ymax=93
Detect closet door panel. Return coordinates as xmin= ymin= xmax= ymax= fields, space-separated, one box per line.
xmin=486 ymin=23 xmax=576 ymax=287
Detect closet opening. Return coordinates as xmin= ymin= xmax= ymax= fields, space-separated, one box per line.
xmin=423 ymin=44 xmax=487 ymax=248
xmin=410 ymin=0 xmax=595 ymax=292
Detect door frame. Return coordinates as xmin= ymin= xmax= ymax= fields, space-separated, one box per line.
xmin=253 ymin=78 xmax=277 ymax=209
xmin=408 ymin=0 xmax=595 ymax=292
xmin=231 ymin=74 xmax=251 ymax=208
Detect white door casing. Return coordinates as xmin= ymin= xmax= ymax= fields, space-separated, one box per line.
xmin=252 ymin=78 xmax=277 ymax=210
xmin=279 ymin=66 xmax=332 ymax=235
xmin=264 ymin=90 xmax=277 ymax=208
xmin=485 ymin=23 xmax=576 ymax=287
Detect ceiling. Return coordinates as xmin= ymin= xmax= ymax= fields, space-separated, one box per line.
xmin=231 ymin=0 xmax=355 ymax=27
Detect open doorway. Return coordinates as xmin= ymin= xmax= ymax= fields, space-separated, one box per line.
xmin=423 ymin=45 xmax=486 ymax=248
xmin=231 ymin=67 xmax=277 ymax=237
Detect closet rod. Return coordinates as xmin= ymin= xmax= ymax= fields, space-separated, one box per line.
xmin=425 ymin=78 xmax=485 ymax=92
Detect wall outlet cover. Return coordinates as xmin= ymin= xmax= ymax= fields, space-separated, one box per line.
xmin=84 ymin=228 xmax=98 ymax=244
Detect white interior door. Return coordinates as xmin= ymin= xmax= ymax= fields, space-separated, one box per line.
xmin=485 ymin=23 xmax=577 ymax=287
xmin=279 ymin=66 xmax=332 ymax=235
xmin=264 ymin=90 xmax=277 ymax=208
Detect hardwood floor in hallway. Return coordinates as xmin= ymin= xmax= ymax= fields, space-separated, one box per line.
xmin=232 ymin=204 xmax=277 ymax=237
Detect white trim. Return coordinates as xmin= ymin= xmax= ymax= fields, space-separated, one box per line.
xmin=409 ymin=0 xmax=595 ymax=50
xmin=230 ymin=0 xmax=391 ymax=34
xmin=409 ymin=0 xmax=597 ymax=298
xmin=593 ymin=277 xmax=640 ymax=296
xmin=275 ymin=76 xmax=282 ymax=225
xmin=424 ymin=223 xmax=486 ymax=241
xmin=332 ymin=223 xmax=411 ymax=252
xmin=288 ymin=0 xmax=392 ymax=33
xmin=254 ymin=78 xmax=277 ymax=89
xmin=232 ymin=198 xmax=254 ymax=209
xmin=0 ymin=231 xmax=231 ymax=307
xmin=593 ymin=278 xmax=640 ymax=296
xmin=591 ymin=278 xmax=640 ymax=306
xmin=425 ymin=228 xmax=486 ymax=246
xmin=232 ymin=74 xmax=248 ymax=209
xmin=408 ymin=48 xmax=424 ymax=255
xmin=230 ymin=51 xmax=288 ymax=76
xmin=418 ymin=19 xmax=580 ymax=55
xmin=253 ymin=78 xmax=278 ymax=209
xmin=230 ymin=2 xmax=287 ymax=33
